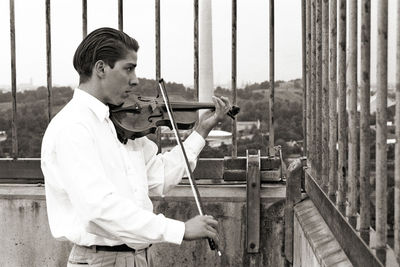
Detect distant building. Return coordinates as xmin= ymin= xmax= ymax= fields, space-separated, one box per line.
xmin=206 ymin=130 xmax=232 ymax=148
xmin=237 ymin=120 xmax=260 ymax=132
xmin=0 ymin=131 xmax=7 ymax=142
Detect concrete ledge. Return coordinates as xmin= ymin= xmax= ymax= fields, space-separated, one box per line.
xmin=0 ymin=184 xmax=286 ymax=267
xmin=293 ymin=198 xmax=352 ymax=267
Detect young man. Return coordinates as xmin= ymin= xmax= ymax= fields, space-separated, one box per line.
xmin=41 ymin=27 xmax=230 ymax=266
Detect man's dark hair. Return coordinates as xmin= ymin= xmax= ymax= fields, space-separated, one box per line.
xmin=73 ymin=27 xmax=139 ymax=83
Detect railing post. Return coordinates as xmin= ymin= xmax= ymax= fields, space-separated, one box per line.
xmin=302 ymin=0 xmax=307 ymax=157
xmin=337 ymin=0 xmax=347 ymax=215
xmin=9 ymin=0 xmax=18 ymax=159
xmin=246 ymin=150 xmax=261 ymax=266
xmin=284 ymin=158 xmax=304 ymax=265
xmin=321 ymin=0 xmax=329 ymax=192
xmin=45 ymin=0 xmax=53 ymax=122
xmin=315 ymin=0 xmax=322 ymax=180
xmin=310 ymin=0 xmax=316 ymax=170
xmin=328 ymin=0 xmax=337 ymax=200
xmin=82 ymin=0 xmax=87 ymax=38
xmin=306 ymin=0 xmax=312 ymax=162
xmin=118 ymin=0 xmax=123 ymax=31
xmin=231 ymin=0 xmax=237 ymax=158
xmin=376 ymin=0 xmax=388 ymax=263
xmin=395 ymin=0 xmax=400 ymax=261
xmin=269 ymin=0 xmax=275 ymax=156
xmin=155 ymin=0 xmax=161 ymax=153
xmin=347 ymin=0 xmax=358 ymax=228
xmin=360 ymin=0 xmax=371 ymax=244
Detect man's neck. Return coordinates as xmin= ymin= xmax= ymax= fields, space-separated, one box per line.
xmin=78 ymin=82 xmax=106 ymax=105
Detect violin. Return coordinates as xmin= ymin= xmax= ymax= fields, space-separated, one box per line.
xmin=109 ymin=90 xmax=240 ymax=144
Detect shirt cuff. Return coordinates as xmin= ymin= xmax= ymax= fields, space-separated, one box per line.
xmin=163 ymin=218 xmax=185 ymax=245
xmin=184 ymin=131 xmax=206 ymax=156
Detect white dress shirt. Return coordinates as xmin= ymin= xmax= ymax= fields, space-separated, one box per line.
xmin=41 ymin=88 xmax=205 ymax=249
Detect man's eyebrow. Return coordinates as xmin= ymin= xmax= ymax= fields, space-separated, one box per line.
xmin=125 ymin=63 xmax=137 ymax=67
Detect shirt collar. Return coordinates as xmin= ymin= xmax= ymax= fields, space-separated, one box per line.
xmin=73 ymin=88 xmax=110 ymax=121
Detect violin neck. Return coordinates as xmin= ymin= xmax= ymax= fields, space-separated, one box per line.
xmin=165 ymin=102 xmax=215 ymax=111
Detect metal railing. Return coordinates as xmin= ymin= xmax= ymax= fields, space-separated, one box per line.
xmin=6 ymin=0 xmax=272 ymax=159
xmin=302 ymin=0 xmax=400 ymax=265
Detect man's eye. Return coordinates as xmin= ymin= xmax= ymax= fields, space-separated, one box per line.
xmin=127 ymin=67 xmax=132 ymax=71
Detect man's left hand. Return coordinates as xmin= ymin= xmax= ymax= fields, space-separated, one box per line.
xmin=195 ymin=96 xmax=231 ymax=139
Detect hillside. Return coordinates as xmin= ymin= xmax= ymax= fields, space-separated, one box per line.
xmin=0 ymin=79 xmax=304 ymax=157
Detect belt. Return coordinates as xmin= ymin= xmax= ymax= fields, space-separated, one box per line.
xmin=93 ymin=244 xmax=151 ymax=252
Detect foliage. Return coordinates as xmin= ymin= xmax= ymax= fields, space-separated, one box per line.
xmin=0 ymin=79 xmax=304 ymax=158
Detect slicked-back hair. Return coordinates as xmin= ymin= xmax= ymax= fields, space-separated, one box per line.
xmin=73 ymin=27 xmax=139 ymax=84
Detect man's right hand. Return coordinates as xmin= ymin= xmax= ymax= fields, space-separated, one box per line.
xmin=183 ymin=215 xmax=219 ymax=245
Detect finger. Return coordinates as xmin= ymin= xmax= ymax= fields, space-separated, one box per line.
xmin=211 ymin=96 xmax=222 ymax=112
xmin=205 ymin=217 xmax=218 ymax=227
xmin=206 ymin=225 xmax=217 ymax=235
xmin=206 ymin=229 xmax=218 ymax=241
xmin=220 ymin=96 xmax=231 ymax=107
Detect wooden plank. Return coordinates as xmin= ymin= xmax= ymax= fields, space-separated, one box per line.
xmin=304 ymin=170 xmax=384 ymax=267
xmin=0 ymin=159 xmax=43 ymax=183
xmin=223 ymin=156 xmax=280 ymax=170
xmin=0 ymin=158 xmax=280 ymax=182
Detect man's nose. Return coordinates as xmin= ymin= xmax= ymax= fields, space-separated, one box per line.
xmin=129 ymin=73 xmax=139 ymax=86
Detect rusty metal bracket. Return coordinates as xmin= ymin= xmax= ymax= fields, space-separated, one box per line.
xmin=246 ymin=150 xmax=260 ymax=253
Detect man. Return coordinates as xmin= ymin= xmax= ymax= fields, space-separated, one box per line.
xmin=41 ymin=27 xmax=230 ymax=266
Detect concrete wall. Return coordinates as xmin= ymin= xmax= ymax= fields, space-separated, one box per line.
xmin=0 ymin=184 xmax=286 ymax=267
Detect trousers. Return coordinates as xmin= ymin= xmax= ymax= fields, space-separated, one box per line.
xmin=67 ymin=244 xmax=154 ymax=267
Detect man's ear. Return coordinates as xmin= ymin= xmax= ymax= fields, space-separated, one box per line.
xmin=94 ymin=60 xmax=106 ymax=79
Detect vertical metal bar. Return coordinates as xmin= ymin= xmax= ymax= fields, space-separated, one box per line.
xmin=46 ymin=0 xmax=52 ymax=122
xmin=155 ymin=0 xmax=161 ymax=153
xmin=306 ymin=0 xmax=312 ymax=161
xmin=155 ymin=0 xmax=160 ymax=80
xmin=311 ymin=0 xmax=316 ymax=169
xmin=9 ymin=0 xmax=17 ymax=158
xmin=118 ymin=0 xmax=123 ymax=31
xmin=302 ymin=0 xmax=307 ymax=157
xmin=347 ymin=0 xmax=358 ymax=228
xmin=269 ymin=0 xmax=275 ymax=155
xmin=82 ymin=0 xmax=87 ymax=38
xmin=395 ymin=0 xmax=400 ymax=260
xmin=337 ymin=0 xmax=346 ymax=214
xmin=194 ymin=0 xmax=199 ymax=100
xmin=246 ymin=150 xmax=261 ymax=253
xmin=328 ymin=0 xmax=337 ymax=199
xmin=231 ymin=0 xmax=237 ymax=158
xmin=360 ymin=0 xmax=371 ymax=244
xmin=321 ymin=0 xmax=329 ymax=191
xmin=315 ymin=0 xmax=322 ymax=180
xmin=376 ymin=0 xmax=388 ymax=262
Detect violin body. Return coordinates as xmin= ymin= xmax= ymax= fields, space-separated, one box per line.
xmin=109 ymin=95 xmax=239 ymax=144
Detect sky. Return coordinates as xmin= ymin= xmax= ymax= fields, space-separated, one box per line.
xmin=0 ymin=0 xmax=398 ymax=89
